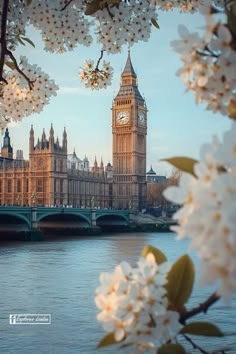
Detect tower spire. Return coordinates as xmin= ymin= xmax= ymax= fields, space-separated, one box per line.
xmin=122 ymin=50 xmax=137 ymax=78
xmin=29 ymin=125 xmax=34 ymax=153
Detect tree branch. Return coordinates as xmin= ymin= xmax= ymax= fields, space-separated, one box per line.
xmin=180 ymin=292 xmax=220 ymax=324
xmin=0 ymin=0 xmax=9 ymax=84
xmin=7 ymin=49 xmax=35 ymax=89
xmin=0 ymin=0 xmax=35 ymax=90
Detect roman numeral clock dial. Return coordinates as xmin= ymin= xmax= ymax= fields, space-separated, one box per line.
xmin=138 ymin=111 xmax=145 ymax=125
xmin=116 ymin=111 xmax=129 ymax=125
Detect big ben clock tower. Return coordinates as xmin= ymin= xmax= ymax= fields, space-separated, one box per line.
xmin=112 ymin=51 xmax=147 ymax=210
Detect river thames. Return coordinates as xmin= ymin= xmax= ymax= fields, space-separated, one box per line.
xmin=0 ymin=232 xmax=235 ymax=353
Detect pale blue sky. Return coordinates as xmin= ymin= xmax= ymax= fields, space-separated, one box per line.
xmin=7 ymin=10 xmax=231 ymax=175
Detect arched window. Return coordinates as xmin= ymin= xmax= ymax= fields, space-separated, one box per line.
xmin=17 ymin=179 xmax=21 ymax=193
xmin=7 ymin=180 xmax=12 ymax=193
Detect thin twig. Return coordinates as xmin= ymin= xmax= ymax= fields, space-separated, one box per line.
xmin=61 ymin=0 xmax=74 ymax=11
xmin=180 ymin=292 xmax=220 ymax=324
xmin=105 ymin=3 xmax=114 ymax=18
xmin=183 ymin=334 xmax=209 ymax=354
xmin=95 ymin=50 xmax=104 ymax=70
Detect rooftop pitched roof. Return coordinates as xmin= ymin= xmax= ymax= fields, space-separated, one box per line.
xmin=146 ymin=166 xmax=156 ymax=175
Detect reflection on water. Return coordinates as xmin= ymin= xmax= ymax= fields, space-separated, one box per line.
xmin=0 ymin=232 xmax=235 ymax=354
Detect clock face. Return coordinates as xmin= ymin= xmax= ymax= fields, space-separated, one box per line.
xmin=138 ymin=111 xmax=145 ymax=124
xmin=116 ymin=111 xmax=129 ymax=125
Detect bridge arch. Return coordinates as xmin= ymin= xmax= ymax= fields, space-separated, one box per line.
xmin=96 ymin=213 xmax=129 ymax=227
xmin=0 ymin=213 xmax=31 ymax=230
xmin=37 ymin=212 xmax=91 ymax=228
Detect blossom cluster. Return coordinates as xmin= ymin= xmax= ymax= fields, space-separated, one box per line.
xmin=164 ymin=123 xmax=236 ymax=303
xmin=95 ymin=253 xmax=181 ymax=352
xmin=80 ymin=60 xmax=113 ymax=90
xmin=92 ymin=1 xmax=158 ymax=54
xmin=0 ymin=57 xmax=58 ymax=130
xmin=27 ymin=0 xmax=92 ymax=53
xmin=172 ymin=7 xmax=236 ymax=116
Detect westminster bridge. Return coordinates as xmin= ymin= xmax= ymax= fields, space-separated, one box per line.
xmin=0 ymin=206 xmax=130 ymax=240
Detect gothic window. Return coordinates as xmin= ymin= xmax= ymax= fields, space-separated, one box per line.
xmin=36 ymin=179 xmax=43 ymax=193
xmin=7 ymin=179 xmax=12 ymax=193
xmin=54 ymin=160 xmax=57 ymax=171
xmin=60 ymin=160 xmax=63 ymax=172
xmin=25 ymin=179 xmax=29 ymax=193
xmin=17 ymin=179 xmax=21 ymax=193
xmin=60 ymin=179 xmax=63 ymax=193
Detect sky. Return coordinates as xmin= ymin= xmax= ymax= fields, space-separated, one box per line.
xmin=6 ymin=10 xmax=231 ymax=176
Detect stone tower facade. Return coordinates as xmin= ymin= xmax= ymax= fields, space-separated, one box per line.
xmin=1 ymin=128 xmax=13 ymax=159
xmin=112 ymin=51 xmax=147 ymax=210
xmin=29 ymin=124 xmax=68 ymax=206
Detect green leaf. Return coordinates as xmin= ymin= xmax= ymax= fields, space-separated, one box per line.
xmin=97 ymin=332 xmax=117 ymax=348
xmin=17 ymin=37 xmax=26 ymax=46
xmin=141 ymin=244 xmax=167 ymax=264
xmin=157 ymin=343 xmax=186 ymax=354
xmin=228 ymin=99 xmax=236 ymax=120
xmin=5 ymin=61 xmax=16 ymax=70
xmin=167 ymin=254 xmax=194 ymax=307
xmin=181 ymin=322 xmax=224 ymax=337
xmin=85 ymin=0 xmax=101 ymax=15
xmin=151 ymin=17 xmax=160 ymax=29
xmin=21 ymin=36 xmax=35 ymax=48
xmin=26 ymin=0 xmax=33 ymax=5
xmin=162 ymin=157 xmax=198 ymax=177
xmin=227 ymin=1 xmax=236 ymax=39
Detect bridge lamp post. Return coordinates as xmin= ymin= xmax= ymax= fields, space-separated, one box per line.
xmin=128 ymin=200 xmax=132 ymax=210
xmin=16 ymin=195 xmax=21 ymax=206
xmin=31 ymin=192 xmax=38 ymax=207
xmin=91 ymin=196 xmax=95 ymax=209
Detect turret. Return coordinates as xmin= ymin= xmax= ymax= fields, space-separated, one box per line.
xmin=100 ymin=158 xmax=104 ymax=174
xmin=29 ymin=125 xmax=34 ymax=153
xmin=62 ymin=127 xmax=67 ymax=153
xmin=1 ymin=128 xmax=13 ymax=158
xmin=41 ymin=128 xmax=46 ymax=142
xmin=49 ymin=123 xmax=54 ymax=150
xmin=94 ymin=156 xmax=98 ymax=169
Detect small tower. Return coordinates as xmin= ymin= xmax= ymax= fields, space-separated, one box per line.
xmin=62 ymin=127 xmax=67 ymax=153
xmin=29 ymin=125 xmax=34 ymax=153
xmin=100 ymin=158 xmax=104 ymax=174
xmin=1 ymin=128 xmax=13 ymax=159
xmin=49 ymin=123 xmax=54 ymax=150
xmin=41 ymin=129 xmax=47 ymax=149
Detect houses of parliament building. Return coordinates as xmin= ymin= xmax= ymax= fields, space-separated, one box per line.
xmin=0 ymin=53 xmax=147 ymax=210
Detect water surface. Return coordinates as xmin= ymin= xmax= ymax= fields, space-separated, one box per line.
xmin=0 ymin=232 xmax=235 ymax=353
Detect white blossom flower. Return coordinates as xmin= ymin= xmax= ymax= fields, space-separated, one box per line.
xmin=95 ymin=254 xmax=181 ymax=352
xmin=164 ymin=123 xmax=236 ymax=303
xmin=0 ymin=57 xmax=58 ymax=126
xmin=172 ymin=14 xmax=236 ymax=116
xmin=80 ymin=60 xmax=113 ymax=90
